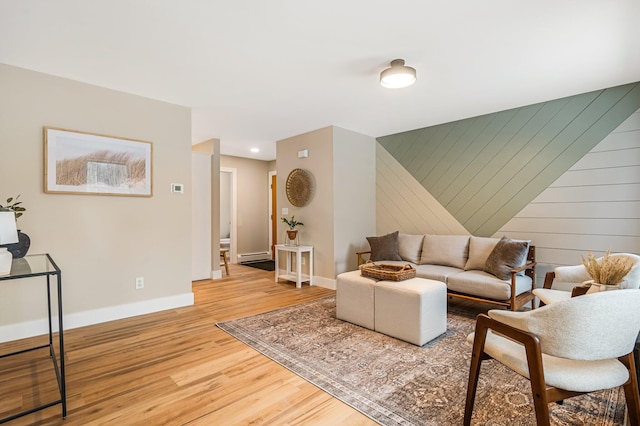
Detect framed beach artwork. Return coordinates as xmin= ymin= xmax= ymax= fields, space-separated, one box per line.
xmin=44 ymin=127 xmax=153 ymax=197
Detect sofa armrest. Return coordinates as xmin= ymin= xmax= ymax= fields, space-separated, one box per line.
xmin=508 ymin=258 xmax=537 ymax=311
xmin=356 ymin=251 xmax=371 ymax=266
xmin=511 ymin=261 xmax=536 ymax=274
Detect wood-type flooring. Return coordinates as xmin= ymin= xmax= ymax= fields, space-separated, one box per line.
xmin=0 ymin=264 xmax=375 ymax=425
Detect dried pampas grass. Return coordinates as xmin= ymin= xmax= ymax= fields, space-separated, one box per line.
xmin=581 ymin=250 xmax=635 ymax=286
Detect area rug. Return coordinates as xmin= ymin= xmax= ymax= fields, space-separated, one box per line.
xmin=217 ymin=297 xmax=626 ymax=425
xmin=242 ymin=260 xmax=276 ymax=271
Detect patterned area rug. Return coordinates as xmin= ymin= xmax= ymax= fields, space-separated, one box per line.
xmin=217 ymin=297 xmax=626 ymax=425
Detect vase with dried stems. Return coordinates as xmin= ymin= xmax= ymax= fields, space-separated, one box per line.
xmin=581 ymin=250 xmax=635 ymax=292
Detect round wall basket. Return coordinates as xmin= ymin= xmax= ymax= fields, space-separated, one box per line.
xmin=285 ymin=168 xmax=314 ymax=207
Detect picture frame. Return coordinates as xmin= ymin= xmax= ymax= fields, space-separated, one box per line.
xmin=44 ymin=127 xmax=153 ymax=197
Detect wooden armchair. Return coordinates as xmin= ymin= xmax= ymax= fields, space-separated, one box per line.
xmin=465 ymin=290 xmax=640 ymax=425
xmin=534 ymin=253 xmax=640 ymax=307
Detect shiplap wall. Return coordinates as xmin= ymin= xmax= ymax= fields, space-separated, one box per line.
xmin=376 ymin=143 xmax=468 ymax=235
xmin=378 ymin=82 xmax=640 ymax=236
xmin=499 ymin=108 xmax=640 ymax=275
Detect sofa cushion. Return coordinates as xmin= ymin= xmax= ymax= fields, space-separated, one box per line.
xmin=484 ymin=237 xmax=529 ymax=280
xmin=415 ymin=264 xmax=464 ymax=283
xmin=464 ymin=236 xmax=500 ymax=271
xmin=420 ymin=234 xmax=470 ymax=269
xmin=447 ymin=270 xmax=533 ymax=301
xmin=366 ymin=231 xmax=402 ymax=261
xmin=398 ymin=233 xmax=424 ymax=264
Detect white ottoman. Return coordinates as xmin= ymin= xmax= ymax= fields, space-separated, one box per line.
xmin=374 ymin=278 xmax=447 ymax=346
xmin=336 ymin=270 xmax=377 ymax=329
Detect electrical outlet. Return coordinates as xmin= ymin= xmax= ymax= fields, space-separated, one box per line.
xmin=135 ymin=277 xmax=144 ymax=289
xmin=301 ymin=257 xmax=305 ymax=265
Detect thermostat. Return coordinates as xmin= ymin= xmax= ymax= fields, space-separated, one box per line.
xmin=171 ymin=183 xmax=184 ymax=194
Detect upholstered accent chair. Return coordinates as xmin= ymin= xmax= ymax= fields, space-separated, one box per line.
xmin=534 ymin=253 xmax=640 ymax=306
xmin=464 ymin=290 xmax=640 ymax=426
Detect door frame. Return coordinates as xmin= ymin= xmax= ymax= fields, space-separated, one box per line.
xmin=268 ymin=170 xmax=277 ymax=259
xmin=221 ymin=167 xmax=238 ymax=264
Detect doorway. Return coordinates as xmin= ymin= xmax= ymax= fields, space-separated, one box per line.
xmin=221 ymin=167 xmax=238 ymax=266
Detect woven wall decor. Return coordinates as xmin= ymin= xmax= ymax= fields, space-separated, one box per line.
xmin=286 ymin=168 xmax=314 ymax=207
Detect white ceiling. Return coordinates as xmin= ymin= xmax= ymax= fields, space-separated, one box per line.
xmin=1 ymin=1 xmax=639 ymax=161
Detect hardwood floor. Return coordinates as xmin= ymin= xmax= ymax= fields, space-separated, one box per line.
xmin=0 ymin=264 xmax=375 ymax=425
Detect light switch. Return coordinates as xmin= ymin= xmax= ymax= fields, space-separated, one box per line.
xmin=171 ymin=183 xmax=184 ymax=194
xmin=282 ymin=208 xmax=289 ymax=215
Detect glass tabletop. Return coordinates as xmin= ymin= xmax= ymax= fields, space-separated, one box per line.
xmin=0 ymin=253 xmax=60 ymax=280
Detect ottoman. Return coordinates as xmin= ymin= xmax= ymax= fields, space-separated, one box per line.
xmin=374 ymin=278 xmax=447 ymax=346
xmin=336 ymin=270 xmax=377 ymax=329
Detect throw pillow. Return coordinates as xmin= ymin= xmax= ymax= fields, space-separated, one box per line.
xmin=419 ymin=234 xmax=470 ymax=268
xmin=464 ymin=236 xmax=500 ymax=271
xmin=398 ymin=234 xmax=424 ymax=263
xmin=484 ymin=236 xmax=529 ymax=280
xmin=366 ymin=231 xmax=402 ymax=261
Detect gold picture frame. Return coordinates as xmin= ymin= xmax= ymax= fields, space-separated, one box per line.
xmin=44 ymin=127 xmax=153 ymax=197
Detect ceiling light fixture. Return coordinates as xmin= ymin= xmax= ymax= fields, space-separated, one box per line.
xmin=380 ymin=59 xmax=417 ymax=89
xmin=250 ymin=148 xmax=259 ymax=153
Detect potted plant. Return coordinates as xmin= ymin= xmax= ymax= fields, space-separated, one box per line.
xmin=281 ymin=215 xmax=303 ymax=245
xmin=0 ymin=195 xmax=30 ymax=258
xmin=0 ymin=195 xmax=26 ymax=220
xmin=581 ymin=249 xmax=635 ymax=291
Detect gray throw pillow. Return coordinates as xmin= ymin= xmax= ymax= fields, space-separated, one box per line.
xmin=366 ymin=231 xmax=402 ymax=261
xmin=484 ymin=236 xmax=529 ymax=280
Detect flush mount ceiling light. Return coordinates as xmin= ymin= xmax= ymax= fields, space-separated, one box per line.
xmin=380 ymin=59 xmax=417 ymax=89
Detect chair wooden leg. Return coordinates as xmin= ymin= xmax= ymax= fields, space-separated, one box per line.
xmin=464 ymin=348 xmax=483 ymax=425
xmin=524 ymin=339 xmax=551 ymax=426
xmin=620 ymin=353 xmax=640 ymax=426
xmin=464 ymin=319 xmax=490 ymax=426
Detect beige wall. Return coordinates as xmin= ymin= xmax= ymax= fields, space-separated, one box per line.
xmin=333 ymin=127 xmax=376 ymax=274
xmin=0 ymin=64 xmax=193 ymax=341
xmin=277 ymin=127 xmax=334 ymax=278
xmin=277 ymin=126 xmax=376 ymax=285
xmin=221 ymin=155 xmax=272 ymax=255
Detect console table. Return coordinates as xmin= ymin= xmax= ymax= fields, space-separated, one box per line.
xmin=0 ymin=253 xmax=66 ymax=423
xmin=274 ymin=244 xmax=313 ymax=288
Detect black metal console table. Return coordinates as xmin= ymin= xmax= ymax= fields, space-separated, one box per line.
xmin=0 ymin=253 xmax=66 ymax=423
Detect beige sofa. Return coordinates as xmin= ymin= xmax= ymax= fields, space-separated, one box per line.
xmin=357 ymin=232 xmax=536 ymax=311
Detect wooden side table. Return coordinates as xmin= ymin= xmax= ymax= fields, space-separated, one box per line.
xmin=274 ymin=244 xmax=313 ymax=288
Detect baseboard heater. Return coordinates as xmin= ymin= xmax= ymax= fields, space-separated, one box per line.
xmin=237 ymin=251 xmax=271 ymax=263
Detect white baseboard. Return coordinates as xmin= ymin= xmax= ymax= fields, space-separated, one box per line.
xmin=312 ymin=275 xmax=336 ymax=290
xmin=211 ymin=269 xmax=222 ymax=279
xmin=0 ymin=292 xmax=194 ymax=343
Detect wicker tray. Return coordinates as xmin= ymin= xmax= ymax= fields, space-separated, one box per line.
xmin=360 ymin=261 xmax=416 ymax=281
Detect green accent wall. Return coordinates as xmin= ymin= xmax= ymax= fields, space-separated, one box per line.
xmin=377 ymin=82 xmax=640 ymax=236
